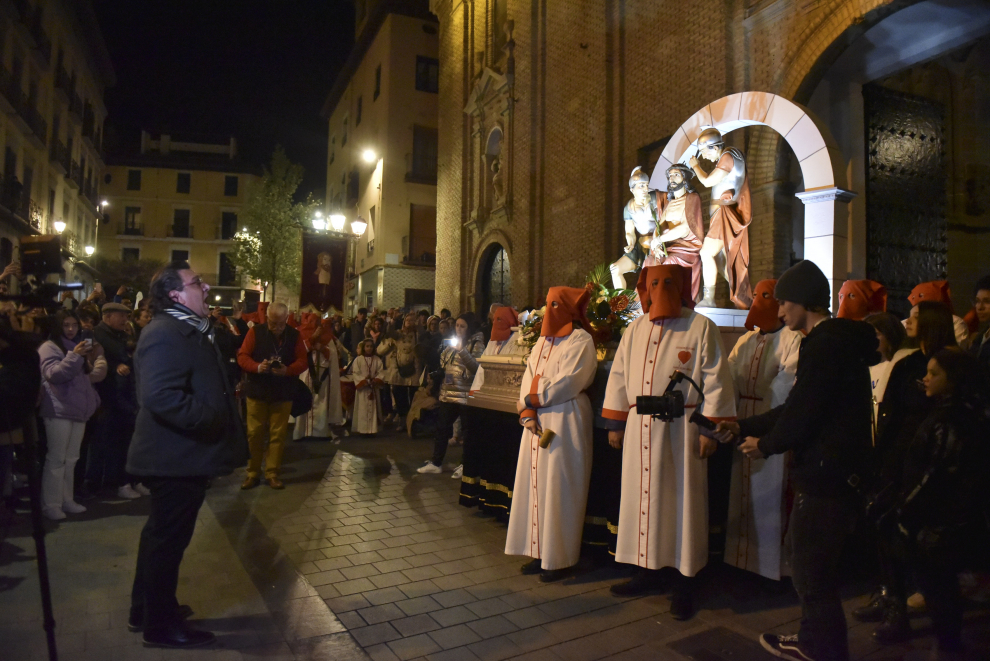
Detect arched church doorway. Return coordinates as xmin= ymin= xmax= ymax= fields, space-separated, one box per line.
xmin=805 ymin=0 xmax=990 ymax=315
xmin=478 ymin=243 xmax=511 ymax=312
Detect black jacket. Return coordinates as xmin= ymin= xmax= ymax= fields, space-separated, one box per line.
xmin=126 ymin=313 xmax=247 ymax=477
xmin=739 ymin=317 xmax=880 ymax=498
xmin=93 ymin=321 xmax=137 ymax=413
xmin=875 ymin=350 xmax=930 ymax=486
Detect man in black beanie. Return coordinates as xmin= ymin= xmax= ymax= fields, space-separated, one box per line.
xmin=718 ymin=260 xmax=879 ymax=661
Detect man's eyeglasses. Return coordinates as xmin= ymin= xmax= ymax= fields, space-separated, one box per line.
xmin=181 ymin=278 xmax=205 ymax=289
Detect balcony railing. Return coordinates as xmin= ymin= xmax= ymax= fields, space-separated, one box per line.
xmin=119 ymin=223 xmax=144 ymax=236
xmin=169 ymin=224 xmax=194 ymax=239
xmin=49 ymin=140 xmax=68 ymax=174
xmin=68 ymin=93 xmax=83 ymax=122
xmin=61 ymin=228 xmax=79 ymax=256
xmin=24 ymin=101 xmax=45 ymax=141
xmin=54 ymin=67 xmax=71 ymax=98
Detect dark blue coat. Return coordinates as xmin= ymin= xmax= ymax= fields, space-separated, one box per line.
xmin=126 ymin=312 xmax=247 ymax=477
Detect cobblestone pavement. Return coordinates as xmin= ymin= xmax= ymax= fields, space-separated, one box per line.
xmin=2 ymin=427 xmax=988 ymax=660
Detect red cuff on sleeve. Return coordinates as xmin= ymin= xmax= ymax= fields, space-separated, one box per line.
xmin=519 ymin=408 xmax=537 ymax=424
xmin=602 ymin=407 xmax=630 ymax=422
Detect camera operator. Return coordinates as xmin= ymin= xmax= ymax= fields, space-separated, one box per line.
xmin=236 ymin=302 xmax=307 ymax=490
xmin=602 ymin=265 xmax=736 ymax=619
xmin=716 ymin=260 xmax=880 ymax=661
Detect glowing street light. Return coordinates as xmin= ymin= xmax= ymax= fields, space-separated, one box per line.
xmin=84 ymin=245 xmax=95 ymax=256
xmin=329 ymin=213 xmax=346 ymax=232
xmin=215 ymin=295 xmax=221 ymax=301
xmin=361 ymin=149 xmax=376 ymax=164
xmin=54 ymin=220 xmax=66 ymax=233
xmin=312 ymin=216 xmax=326 ymax=230
xmin=101 ymin=200 xmax=109 ymax=207
xmin=351 ymin=216 xmax=367 ymax=236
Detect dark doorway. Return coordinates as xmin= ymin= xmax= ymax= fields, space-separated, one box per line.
xmin=864 ymin=83 xmax=947 ymax=318
xmin=478 ymin=244 xmax=511 ymax=312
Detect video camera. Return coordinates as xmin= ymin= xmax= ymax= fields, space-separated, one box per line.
xmin=1 ymin=235 xmax=84 ymax=313
xmin=636 ymin=370 xmax=720 ymax=437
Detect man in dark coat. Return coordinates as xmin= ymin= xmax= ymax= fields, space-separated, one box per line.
xmin=719 ymin=260 xmax=880 ymax=661
xmin=126 ymin=261 xmax=246 ymax=648
xmin=348 ymin=307 xmax=368 ymax=355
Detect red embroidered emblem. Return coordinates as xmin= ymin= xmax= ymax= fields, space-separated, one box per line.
xmin=678 ymin=350 xmax=692 ymax=365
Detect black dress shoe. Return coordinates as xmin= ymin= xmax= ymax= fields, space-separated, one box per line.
xmin=539 ymin=567 xmax=573 ymax=583
xmin=143 ymin=624 xmax=215 ymax=648
xmin=128 ymin=605 xmax=194 ymax=632
xmin=610 ymin=569 xmax=669 ymax=596
xmin=520 ymin=559 xmax=543 ymax=575
xmin=872 ymin=603 xmax=911 ymax=645
xmin=852 ymin=587 xmax=889 ymax=623
xmin=670 ymin=587 xmax=695 ymax=621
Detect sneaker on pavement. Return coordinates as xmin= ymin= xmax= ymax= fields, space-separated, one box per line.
xmin=133 ymin=483 xmax=152 ymax=496
xmin=117 ymin=484 xmax=142 ymax=499
xmin=417 ymin=462 xmax=442 ymax=474
xmin=451 ymin=464 xmax=463 ymax=479
xmin=759 ymin=633 xmax=816 ymax=661
xmin=62 ymin=501 xmax=87 ymax=514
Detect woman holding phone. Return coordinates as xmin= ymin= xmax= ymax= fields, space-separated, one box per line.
xmin=418 ymin=314 xmax=484 ymax=474
xmin=38 ymin=310 xmax=107 ymax=520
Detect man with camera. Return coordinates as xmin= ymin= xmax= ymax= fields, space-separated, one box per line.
xmin=716 ymin=260 xmax=879 ymax=661
xmin=237 ymin=302 xmax=307 ymax=490
xmin=602 ymin=264 xmax=736 ymax=620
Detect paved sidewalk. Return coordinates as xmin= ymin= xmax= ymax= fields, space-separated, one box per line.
xmin=2 ymin=428 xmax=988 ymax=660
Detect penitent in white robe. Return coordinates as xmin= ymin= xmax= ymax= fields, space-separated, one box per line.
xmin=723 ymin=327 xmax=801 ymax=580
xmin=351 ymin=355 xmax=384 ymax=434
xmin=504 ymin=328 xmax=598 ymax=570
xmin=603 ymin=309 xmax=736 ymax=577
xmin=294 ymin=340 xmax=346 ymax=440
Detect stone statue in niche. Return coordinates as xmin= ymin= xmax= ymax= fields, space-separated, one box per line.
xmin=646 ymin=164 xmax=705 ymax=303
xmin=491 ymin=155 xmax=504 ymax=206
xmin=609 ymin=167 xmax=658 ymax=289
xmin=688 ymin=128 xmax=754 ymax=308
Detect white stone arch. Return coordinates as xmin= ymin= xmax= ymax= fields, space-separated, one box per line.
xmin=650 ymin=92 xmax=853 ymax=307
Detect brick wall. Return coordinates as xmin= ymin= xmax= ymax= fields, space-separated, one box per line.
xmin=430 ymin=0 xmax=919 ymax=312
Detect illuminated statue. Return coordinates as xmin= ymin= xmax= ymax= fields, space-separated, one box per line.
xmin=609 ymin=167 xmax=657 ymax=290
xmin=647 ymin=164 xmax=704 ymax=302
xmin=688 ymin=128 xmax=753 ymax=309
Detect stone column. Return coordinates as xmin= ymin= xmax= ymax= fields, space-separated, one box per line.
xmin=796 ymin=187 xmax=856 ymax=311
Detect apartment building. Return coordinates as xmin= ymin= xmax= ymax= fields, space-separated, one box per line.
xmin=0 ymin=0 xmax=113 ymax=288
xmin=322 ymin=0 xmax=439 ymax=315
xmin=98 ymin=132 xmax=261 ymax=305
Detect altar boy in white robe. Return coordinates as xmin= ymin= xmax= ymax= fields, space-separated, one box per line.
xmin=505 ymin=287 xmax=598 ymax=582
xmin=603 ymin=264 xmax=736 ymax=620
xmin=723 ymin=279 xmax=801 ymax=580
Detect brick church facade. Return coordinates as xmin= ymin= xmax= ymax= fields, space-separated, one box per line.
xmin=429 ymin=0 xmax=990 ymax=315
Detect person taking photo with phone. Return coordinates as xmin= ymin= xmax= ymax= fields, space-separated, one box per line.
xmin=418 ymin=314 xmax=484 ymax=474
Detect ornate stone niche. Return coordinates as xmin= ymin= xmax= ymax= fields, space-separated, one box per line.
xmin=463 ymin=21 xmax=515 ymax=235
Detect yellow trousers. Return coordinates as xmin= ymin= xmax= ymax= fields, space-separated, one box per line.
xmin=245 ymin=399 xmax=293 ymax=479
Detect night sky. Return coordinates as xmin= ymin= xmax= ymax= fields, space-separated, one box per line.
xmin=92 ymin=0 xmax=356 ymax=199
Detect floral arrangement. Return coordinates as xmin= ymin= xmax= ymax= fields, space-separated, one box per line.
xmin=583 ymin=263 xmax=640 ymax=354
xmin=516 ymin=306 xmax=545 ymax=350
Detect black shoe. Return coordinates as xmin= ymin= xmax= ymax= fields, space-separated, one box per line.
xmin=610 ymin=569 xmax=668 ymax=596
xmin=75 ymin=484 xmax=98 ymax=502
xmin=759 ymin=633 xmax=816 ymax=661
xmin=539 ymin=567 xmax=572 ymax=583
xmin=852 ymin=587 xmax=889 ymax=623
xmin=143 ymin=625 xmax=214 ymax=649
xmin=128 ymin=605 xmax=194 ymax=633
xmin=872 ymin=604 xmax=911 ymax=645
xmin=670 ymin=587 xmax=695 ymax=621
xmin=520 ymin=559 xmax=542 ymax=575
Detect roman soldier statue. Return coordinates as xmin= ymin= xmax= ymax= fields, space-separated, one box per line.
xmin=609 ymin=167 xmax=658 ymax=290
xmin=689 ymin=128 xmax=754 ymax=309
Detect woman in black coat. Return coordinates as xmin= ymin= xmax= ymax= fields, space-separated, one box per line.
xmin=891 ymin=349 xmax=990 ymax=658
xmin=856 ymin=301 xmax=958 ymax=642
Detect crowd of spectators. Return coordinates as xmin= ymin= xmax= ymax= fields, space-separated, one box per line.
xmin=1 ymin=257 xmax=988 ymax=657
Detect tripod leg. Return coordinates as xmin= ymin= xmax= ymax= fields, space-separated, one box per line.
xmin=23 ymin=416 xmax=58 ymax=661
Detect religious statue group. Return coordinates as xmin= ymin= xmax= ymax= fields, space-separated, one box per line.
xmin=610 ymin=127 xmax=753 ymax=308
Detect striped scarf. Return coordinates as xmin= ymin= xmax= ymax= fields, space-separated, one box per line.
xmin=164 ymin=303 xmax=214 ymax=342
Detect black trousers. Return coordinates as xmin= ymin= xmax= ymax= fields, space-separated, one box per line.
xmin=790 ymin=491 xmax=858 ymax=661
xmin=432 ymin=401 xmax=462 ymax=466
xmin=392 ymin=385 xmax=416 ymax=419
xmin=909 ymin=538 xmax=964 ymax=650
xmin=130 ymin=476 xmax=209 ymax=629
